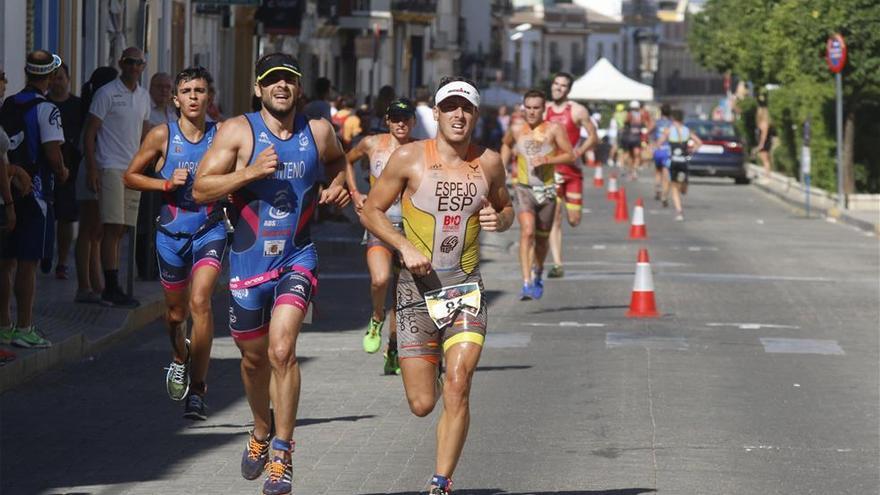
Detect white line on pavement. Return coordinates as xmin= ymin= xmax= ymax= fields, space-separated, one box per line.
xmin=760 ymin=338 xmax=845 ymax=355
xmin=706 ymin=323 xmax=801 ymax=330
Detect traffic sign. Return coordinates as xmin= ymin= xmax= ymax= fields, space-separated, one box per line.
xmin=826 ymin=33 xmax=847 ymax=73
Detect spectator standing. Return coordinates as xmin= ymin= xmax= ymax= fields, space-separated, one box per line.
xmin=303 ymin=77 xmax=332 ymax=121
xmin=0 ymin=50 xmax=70 ymax=348
xmin=497 ymin=104 xmax=511 ymax=134
xmin=74 ymin=67 xmax=117 ymax=303
xmin=82 ymin=47 xmax=150 ymax=307
xmin=0 ymin=121 xmax=16 ymax=363
xmin=48 ymin=63 xmax=83 ymax=281
xmin=370 ymin=85 xmax=395 ymax=133
xmin=148 ymin=72 xmax=175 ymax=126
xmin=755 ymin=90 xmax=773 ymax=180
xmin=0 ymin=69 xmax=6 ymax=104
xmin=410 ymin=86 xmax=436 ymax=139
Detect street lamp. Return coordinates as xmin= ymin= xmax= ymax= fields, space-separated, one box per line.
xmin=635 ymin=28 xmax=659 ymax=86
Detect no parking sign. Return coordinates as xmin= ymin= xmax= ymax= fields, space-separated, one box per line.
xmin=826 ymin=33 xmax=847 ymax=73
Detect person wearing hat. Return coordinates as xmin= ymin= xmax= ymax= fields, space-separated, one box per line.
xmin=345 ymin=97 xmax=417 ymax=374
xmin=0 ymin=50 xmax=69 ymax=349
xmin=360 ymin=76 xmax=514 ymax=495
xmin=193 ymin=52 xmax=349 ymax=495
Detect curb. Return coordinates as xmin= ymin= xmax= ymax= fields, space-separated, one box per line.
xmin=0 ymin=296 xmax=166 ymax=393
xmin=748 ymin=164 xmax=879 ymax=235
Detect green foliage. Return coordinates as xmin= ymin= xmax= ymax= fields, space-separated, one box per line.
xmin=690 ymin=0 xmax=880 ymax=192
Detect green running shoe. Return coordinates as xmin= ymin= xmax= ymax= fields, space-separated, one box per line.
xmin=383 ymin=348 xmax=401 ymax=375
xmin=0 ymin=325 xmax=14 ymax=345
xmin=547 ymin=264 xmax=564 ymax=278
xmin=12 ymin=326 xmax=51 ymax=348
xmin=362 ymin=318 xmax=383 ymax=354
xmin=165 ymin=339 xmax=191 ymax=401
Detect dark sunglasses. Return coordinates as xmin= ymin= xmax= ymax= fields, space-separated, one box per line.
xmin=122 ymin=57 xmax=146 ymax=66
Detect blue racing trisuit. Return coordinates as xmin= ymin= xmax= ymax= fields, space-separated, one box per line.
xmin=228 ymin=112 xmax=321 ymax=341
xmin=155 ymin=120 xmax=227 ymax=291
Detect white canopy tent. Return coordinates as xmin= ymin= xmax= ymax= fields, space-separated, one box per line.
xmin=568 ymin=58 xmax=654 ymax=102
xmin=480 ymin=84 xmax=523 ymax=108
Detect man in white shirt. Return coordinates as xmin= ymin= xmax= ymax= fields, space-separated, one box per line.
xmin=148 ymin=72 xmax=176 ymax=126
xmin=82 ymin=46 xmax=151 ymax=307
xmin=410 ymin=86 xmax=437 ymax=140
xmin=0 ymin=50 xmax=69 ymax=348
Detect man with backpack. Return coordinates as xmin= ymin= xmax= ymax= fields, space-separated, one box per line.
xmin=0 ymin=50 xmax=70 ymax=349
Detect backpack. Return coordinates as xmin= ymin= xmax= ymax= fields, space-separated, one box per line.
xmin=0 ymin=94 xmax=44 ymax=179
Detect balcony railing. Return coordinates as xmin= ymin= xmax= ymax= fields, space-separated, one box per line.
xmin=391 ymin=0 xmax=437 ymax=13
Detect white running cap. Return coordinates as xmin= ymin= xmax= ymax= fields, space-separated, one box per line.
xmin=435 ymin=80 xmax=481 ymax=109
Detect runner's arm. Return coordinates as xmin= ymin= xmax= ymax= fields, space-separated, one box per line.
xmin=194 ymin=116 xmax=271 ymax=204
xmin=534 ymin=124 xmax=575 ymax=166
xmin=361 ymin=145 xmax=414 ymax=251
xmin=123 ymin=125 xmax=173 ymax=192
xmin=42 ymin=141 xmax=68 ymax=184
xmin=499 ymin=126 xmax=515 ymax=167
xmin=344 ymin=136 xmax=370 ymax=208
xmin=573 ymin=105 xmax=598 ymax=157
xmin=688 ymin=128 xmax=703 ymax=149
xmin=311 ymin=118 xmax=350 ymax=207
xmin=480 ymin=150 xmax=514 ymax=233
xmin=657 ymin=127 xmax=670 ymax=146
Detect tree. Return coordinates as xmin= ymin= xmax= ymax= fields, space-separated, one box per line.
xmin=689 ymin=0 xmax=880 ymax=194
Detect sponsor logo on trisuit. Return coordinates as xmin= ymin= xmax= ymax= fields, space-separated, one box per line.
xmin=440 ymin=235 xmax=459 ymax=254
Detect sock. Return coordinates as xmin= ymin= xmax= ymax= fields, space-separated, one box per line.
xmin=104 ymin=270 xmax=119 ymax=292
xmin=430 ymin=474 xmax=449 ymax=489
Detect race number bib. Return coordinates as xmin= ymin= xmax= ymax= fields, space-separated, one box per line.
xmin=423 ymin=283 xmax=481 ymax=329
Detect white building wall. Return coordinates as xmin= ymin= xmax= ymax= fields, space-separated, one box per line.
xmin=0 ymin=0 xmax=27 ymax=94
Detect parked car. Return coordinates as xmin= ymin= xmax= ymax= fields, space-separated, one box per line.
xmin=684 ymin=120 xmax=750 ymax=184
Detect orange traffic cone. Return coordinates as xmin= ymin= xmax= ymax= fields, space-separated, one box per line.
xmin=629 ymin=197 xmax=647 ymax=239
xmin=626 ymin=248 xmax=659 ymax=318
xmin=614 ymin=187 xmax=629 ymax=223
xmin=593 ymin=166 xmax=604 ymax=188
xmin=606 ymin=175 xmax=619 ymax=201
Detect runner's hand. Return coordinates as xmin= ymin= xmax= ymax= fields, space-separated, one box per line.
xmin=400 ymin=244 xmax=432 ymax=277
xmin=478 ymin=196 xmax=501 ymax=231
xmin=87 ymin=166 xmax=100 ymax=193
xmin=247 ymin=145 xmax=277 ymax=181
xmin=168 ymin=168 xmax=189 ymax=190
xmin=350 ymin=190 xmax=366 ymax=215
xmin=319 ymin=184 xmax=350 ymax=208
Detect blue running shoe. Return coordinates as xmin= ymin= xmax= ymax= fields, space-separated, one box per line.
xmin=429 ymin=474 xmax=452 ymax=494
xmin=183 ymin=393 xmax=208 ymax=420
xmin=519 ymin=283 xmax=533 ymax=301
xmin=241 ymin=431 xmax=270 ymax=480
xmin=263 ymin=438 xmax=294 ymax=495
xmin=532 ymin=277 xmax=544 ymax=300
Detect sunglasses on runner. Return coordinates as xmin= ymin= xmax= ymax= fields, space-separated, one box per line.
xmin=122 ymin=57 xmax=146 ymax=66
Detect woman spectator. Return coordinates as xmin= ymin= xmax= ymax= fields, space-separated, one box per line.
xmin=73 ymin=67 xmax=118 ymax=303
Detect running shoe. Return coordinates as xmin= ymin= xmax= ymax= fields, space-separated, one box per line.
xmin=547 ymin=264 xmax=564 ymax=279
xmin=101 ymin=288 xmax=140 ymax=308
xmin=654 ymin=191 xmax=661 ymax=201
xmin=675 ymin=213 xmax=684 ymax=222
xmin=55 ymin=264 xmax=69 ymax=280
xmin=12 ymin=326 xmax=51 ymax=348
xmin=519 ymin=283 xmax=533 ymax=301
xmin=0 ymin=348 xmax=16 ymax=365
xmin=383 ymin=347 xmax=401 ymax=375
xmin=241 ymin=431 xmax=271 ymax=480
xmin=165 ymin=339 xmax=190 ymax=401
xmin=0 ymin=325 xmax=14 ymax=345
xmin=662 ymin=199 xmax=669 ymax=208
xmin=532 ymin=277 xmax=544 ymax=300
xmin=74 ymin=289 xmax=102 ymax=304
xmin=263 ymin=439 xmax=294 ymax=495
xmin=183 ymin=393 xmax=208 ymax=420
xmin=362 ymin=317 xmax=383 ymax=354
xmin=428 ymin=474 xmax=452 ymax=495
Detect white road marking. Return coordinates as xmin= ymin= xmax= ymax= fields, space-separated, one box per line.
xmin=826 ymin=217 xmax=838 ymax=223
xmin=707 ymin=323 xmax=801 ymax=330
xmin=606 ymin=333 xmax=688 ymax=351
xmin=581 ymin=208 xmax=593 ymax=213
xmin=485 ymin=332 xmax=532 ymax=348
xmin=524 ymin=321 xmax=606 ymax=328
xmin=760 ymin=338 xmax=845 ymax=355
xmin=592 ymin=244 xmax=606 ymax=250
xmin=756 ymin=219 xmax=765 ymax=224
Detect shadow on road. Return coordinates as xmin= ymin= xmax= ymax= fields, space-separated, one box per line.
xmin=529 ymin=304 xmax=629 ymax=314
xmin=476 ymin=365 xmax=532 ymax=372
xmin=359 ymin=489 xmax=657 ymax=495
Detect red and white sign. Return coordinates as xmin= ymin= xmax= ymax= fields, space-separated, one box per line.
xmin=826 ymin=33 xmax=847 ymax=74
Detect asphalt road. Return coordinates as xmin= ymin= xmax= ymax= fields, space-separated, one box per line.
xmin=2 ymin=173 xmax=878 ymax=495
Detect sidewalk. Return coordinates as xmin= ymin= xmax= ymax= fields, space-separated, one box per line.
xmin=748 ymin=163 xmax=880 ymax=234
xmin=0 ymin=218 xmax=364 ymax=393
